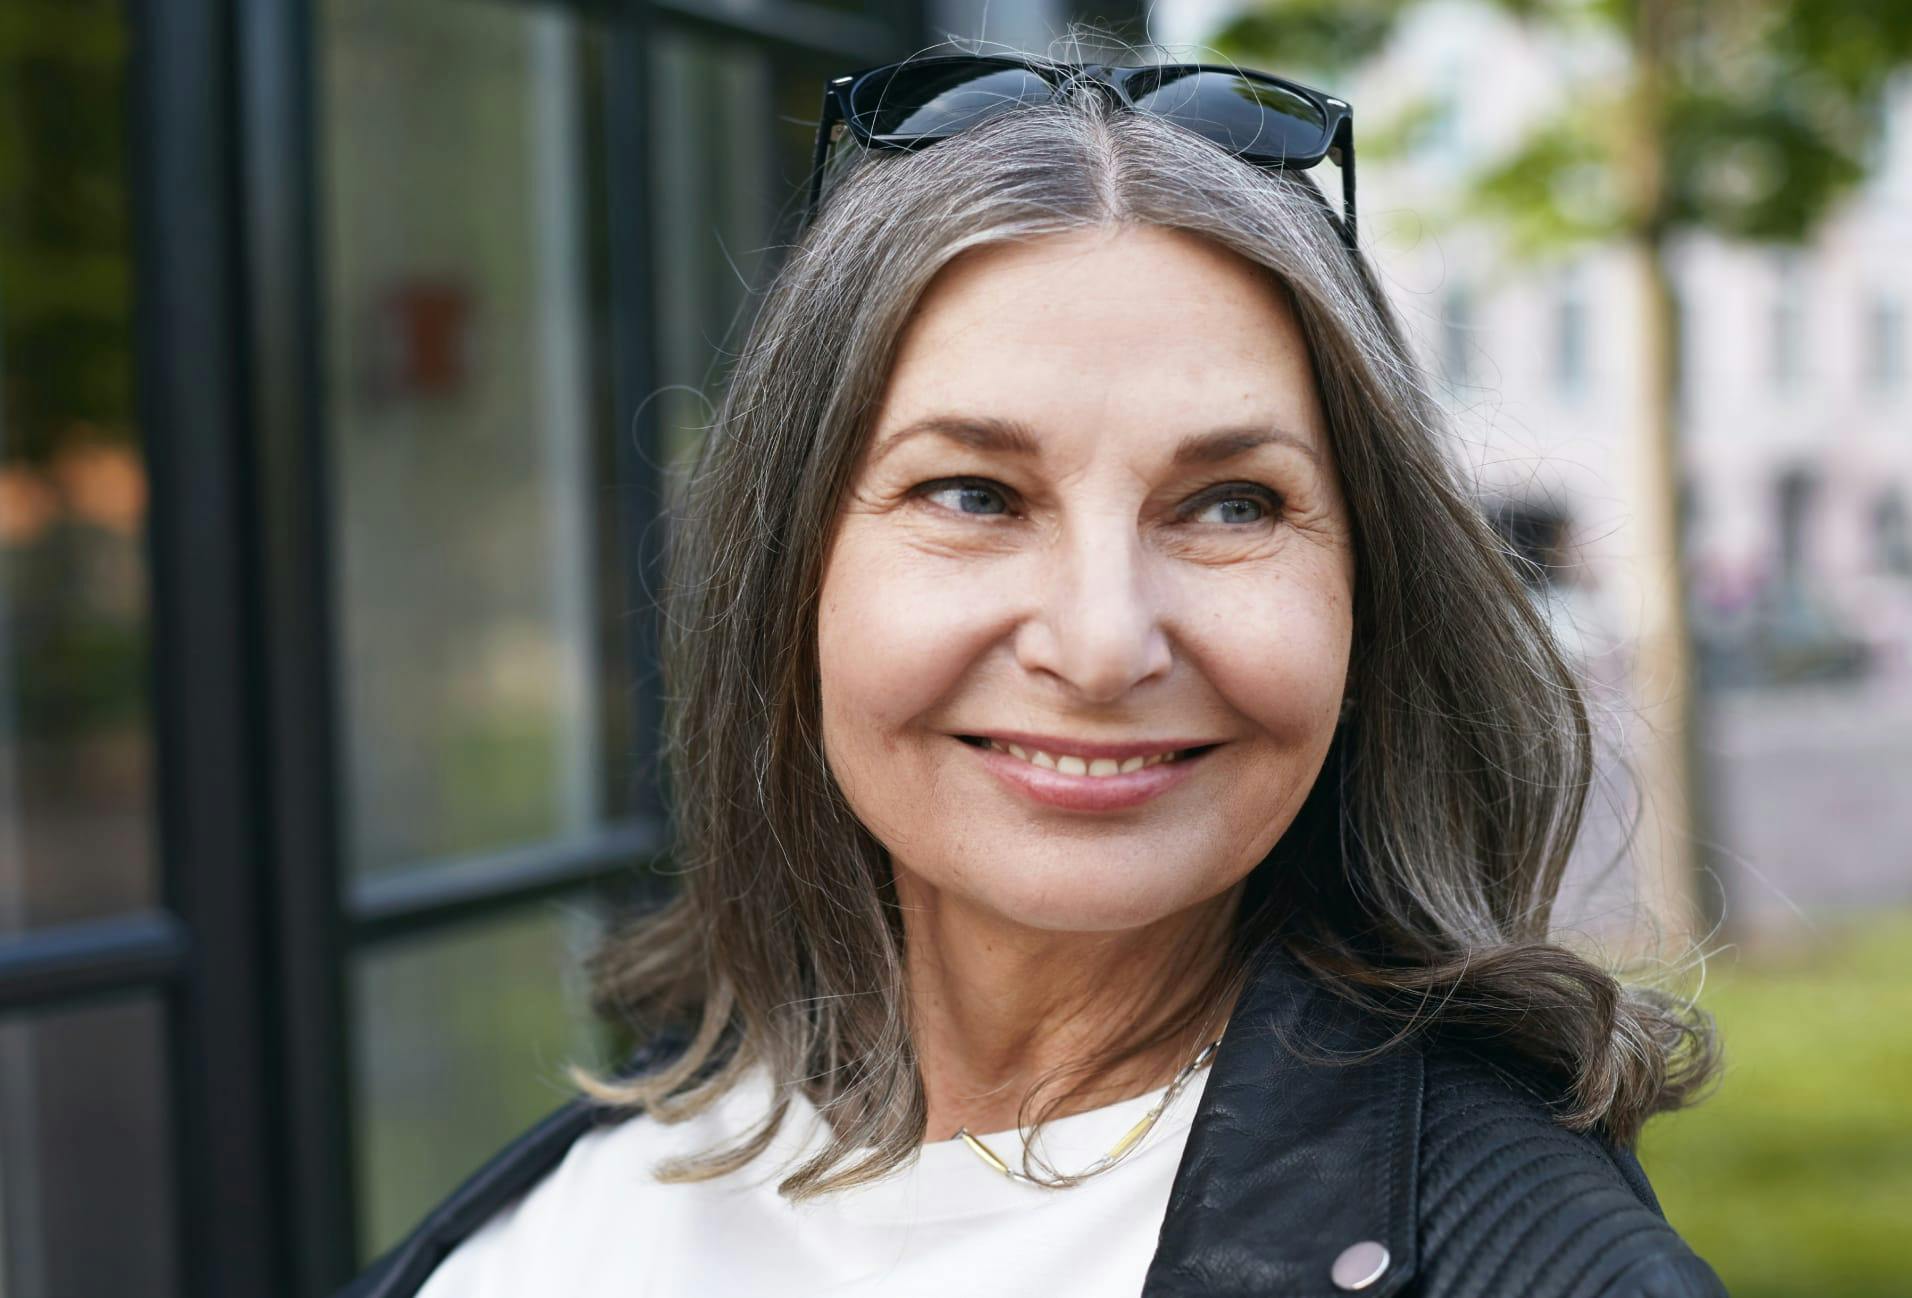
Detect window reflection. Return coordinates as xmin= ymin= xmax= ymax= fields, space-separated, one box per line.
xmin=0 ymin=0 xmax=156 ymax=933
xmin=320 ymin=0 xmax=619 ymax=876
xmin=646 ymin=34 xmax=841 ymax=472
xmin=351 ymin=900 xmax=609 ymax=1260
xmin=649 ymin=29 xmax=776 ymax=475
xmin=0 ymin=997 xmax=176 ymax=1298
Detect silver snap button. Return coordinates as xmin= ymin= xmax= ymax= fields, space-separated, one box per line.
xmin=1331 ymin=1240 xmax=1391 ymax=1291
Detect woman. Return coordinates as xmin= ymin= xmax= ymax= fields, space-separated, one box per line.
xmin=342 ymin=43 xmax=1725 ymax=1298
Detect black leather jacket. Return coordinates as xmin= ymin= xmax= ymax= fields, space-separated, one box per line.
xmin=337 ymin=946 xmax=1727 ymax=1298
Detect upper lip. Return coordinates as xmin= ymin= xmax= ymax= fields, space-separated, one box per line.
xmin=957 ymin=730 xmax=1223 ymax=760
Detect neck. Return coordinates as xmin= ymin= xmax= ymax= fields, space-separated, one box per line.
xmin=897 ymin=872 xmax=1244 ymax=1142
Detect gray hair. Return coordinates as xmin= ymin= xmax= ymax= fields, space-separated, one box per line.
xmin=571 ymin=36 xmax=1720 ymax=1199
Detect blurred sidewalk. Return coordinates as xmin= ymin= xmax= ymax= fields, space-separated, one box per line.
xmin=1711 ymin=677 xmax=1912 ymax=934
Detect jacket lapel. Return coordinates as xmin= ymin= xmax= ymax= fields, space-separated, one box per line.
xmin=1142 ymin=946 xmax=1423 ymax=1298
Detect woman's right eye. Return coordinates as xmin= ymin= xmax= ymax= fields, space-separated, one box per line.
xmin=914 ymin=477 xmax=1014 ymax=518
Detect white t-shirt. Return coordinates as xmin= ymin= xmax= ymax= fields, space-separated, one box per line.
xmin=416 ymin=1058 xmax=1212 ymax=1297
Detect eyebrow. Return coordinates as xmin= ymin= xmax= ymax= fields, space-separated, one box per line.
xmin=868 ymin=413 xmax=1321 ymax=469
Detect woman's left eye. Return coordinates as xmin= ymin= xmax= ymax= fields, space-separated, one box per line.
xmin=1187 ymin=485 xmax=1282 ymax=526
xmin=917 ymin=478 xmax=1013 ymax=516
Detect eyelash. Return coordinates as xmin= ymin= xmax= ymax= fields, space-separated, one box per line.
xmin=909 ymin=476 xmax=1284 ymax=526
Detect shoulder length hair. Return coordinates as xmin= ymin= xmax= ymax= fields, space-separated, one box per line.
xmin=573 ymin=52 xmax=1719 ymax=1199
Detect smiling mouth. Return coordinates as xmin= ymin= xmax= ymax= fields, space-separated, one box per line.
xmin=954 ymin=734 xmax=1221 ymax=777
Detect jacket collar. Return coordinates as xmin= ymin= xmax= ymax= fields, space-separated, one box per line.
xmin=1142 ymin=944 xmax=1423 ymax=1298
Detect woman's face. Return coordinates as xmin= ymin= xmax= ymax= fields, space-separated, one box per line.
xmin=818 ymin=224 xmax=1356 ymax=934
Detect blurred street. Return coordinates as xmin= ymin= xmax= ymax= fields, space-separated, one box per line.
xmin=1712 ymin=679 xmax=1912 ymax=932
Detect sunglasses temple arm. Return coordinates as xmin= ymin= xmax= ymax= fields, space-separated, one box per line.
xmin=805 ymin=88 xmax=841 ymax=229
xmin=1334 ymin=116 xmax=1357 ymax=250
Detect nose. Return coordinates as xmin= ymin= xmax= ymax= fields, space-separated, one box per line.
xmin=1013 ymin=511 xmax=1173 ymax=703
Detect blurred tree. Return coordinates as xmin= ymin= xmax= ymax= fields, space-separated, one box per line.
xmin=1213 ymin=0 xmax=1912 ymax=945
xmin=0 ymin=0 xmax=134 ymax=462
xmin=0 ymin=0 xmax=143 ymax=738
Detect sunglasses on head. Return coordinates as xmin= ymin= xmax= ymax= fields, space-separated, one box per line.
xmin=804 ymin=54 xmax=1357 ymax=250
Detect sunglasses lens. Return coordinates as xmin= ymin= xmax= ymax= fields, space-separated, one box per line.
xmin=848 ymin=60 xmax=1055 ymax=141
xmin=1125 ymin=69 xmax=1329 ymax=161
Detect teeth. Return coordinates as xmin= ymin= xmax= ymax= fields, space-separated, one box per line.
xmin=982 ymin=740 xmax=1183 ymax=776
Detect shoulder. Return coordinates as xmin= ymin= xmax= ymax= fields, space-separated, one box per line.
xmin=1409 ymin=1037 xmax=1727 ymax=1298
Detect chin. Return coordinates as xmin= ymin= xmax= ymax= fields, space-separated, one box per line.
xmin=924 ymin=847 xmax=1232 ymax=935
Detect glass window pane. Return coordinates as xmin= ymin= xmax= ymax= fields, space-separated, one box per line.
xmin=646 ymin=34 xmax=842 ymax=467
xmin=351 ymin=899 xmax=611 ymax=1261
xmin=319 ymin=0 xmax=626 ymax=876
xmin=649 ymin=30 xmax=776 ymax=473
xmin=0 ymin=0 xmax=157 ymax=932
xmin=0 ymin=995 xmax=176 ymax=1297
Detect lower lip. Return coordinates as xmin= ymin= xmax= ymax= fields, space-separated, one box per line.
xmin=963 ymin=740 xmax=1214 ymax=812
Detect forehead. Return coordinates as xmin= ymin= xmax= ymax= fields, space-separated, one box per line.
xmin=869 ymin=224 xmax=1328 ymax=462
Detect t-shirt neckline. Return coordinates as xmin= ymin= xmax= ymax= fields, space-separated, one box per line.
xmin=722 ymin=1060 xmax=1213 ymax=1225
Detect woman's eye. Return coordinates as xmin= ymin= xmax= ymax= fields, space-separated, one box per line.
xmin=917 ymin=477 xmax=1014 ymax=517
xmin=1189 ymin=485 xmax=1282 ymax=526
xmin=910 ymin=478 xmax=1282 ymax=525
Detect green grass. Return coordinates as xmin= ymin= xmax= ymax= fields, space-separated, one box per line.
xmin=1636 ymin=911 xmax=1912 ymax=1298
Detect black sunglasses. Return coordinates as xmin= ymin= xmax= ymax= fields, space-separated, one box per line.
xmin=804 ymin=55 xmax=1357 ymax=250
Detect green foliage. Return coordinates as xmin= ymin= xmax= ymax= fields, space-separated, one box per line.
xmin=1637 ymin=912 xmax=1912 ymax=1298
xmin=443 ymin=705 xmax=566 ymax=854
xmin=1224 ymin=0 xmax=1912 ymax=256
xmin=1211 ymin=1 xmax=1417 ymax=83
xmin=0 ymin=0 xmax=134 ymax=460
xmin=1351 ymin=91 xmax=1454 ymax=165
xmin=11 ymin=598 xmax=148 ymax=733
xmin=1664 ymin=83 xmax=1871 ymax=244
xmin=1776 ymin=1 xmax=1912 ymax=101
xmin=1464 ymin=105 xmax=1630 ymax=256
xmin=355 ymin=906 xmax=617 ymax=1259
xmin=1212 ymin=0 xmax=1570 ymax=85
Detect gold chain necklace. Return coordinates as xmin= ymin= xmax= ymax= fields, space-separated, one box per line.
xmin=951 ymin=1036 xmax=1224 ymax=1186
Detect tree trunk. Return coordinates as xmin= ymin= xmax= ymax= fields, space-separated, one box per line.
xmin=1618 ymin=0 xmax=1718 ymax=951
xmin=1624 ymin=232 xmax=1716 ymax=950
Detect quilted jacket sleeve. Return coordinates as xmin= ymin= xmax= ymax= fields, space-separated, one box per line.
xmin=1598 ymin=1251 xmax=1730 ymax=1297
xmin=1411 ymin=1047 xmax=1728 ymax=1298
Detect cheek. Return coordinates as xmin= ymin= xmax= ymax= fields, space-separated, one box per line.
xmin=817 ymin=527 xmax=1021 ymax=858
xmin=816 ymin=527 xmax=1002 ymax=757
xmin=1190 ymin=565 xmax=1354 ymax=748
